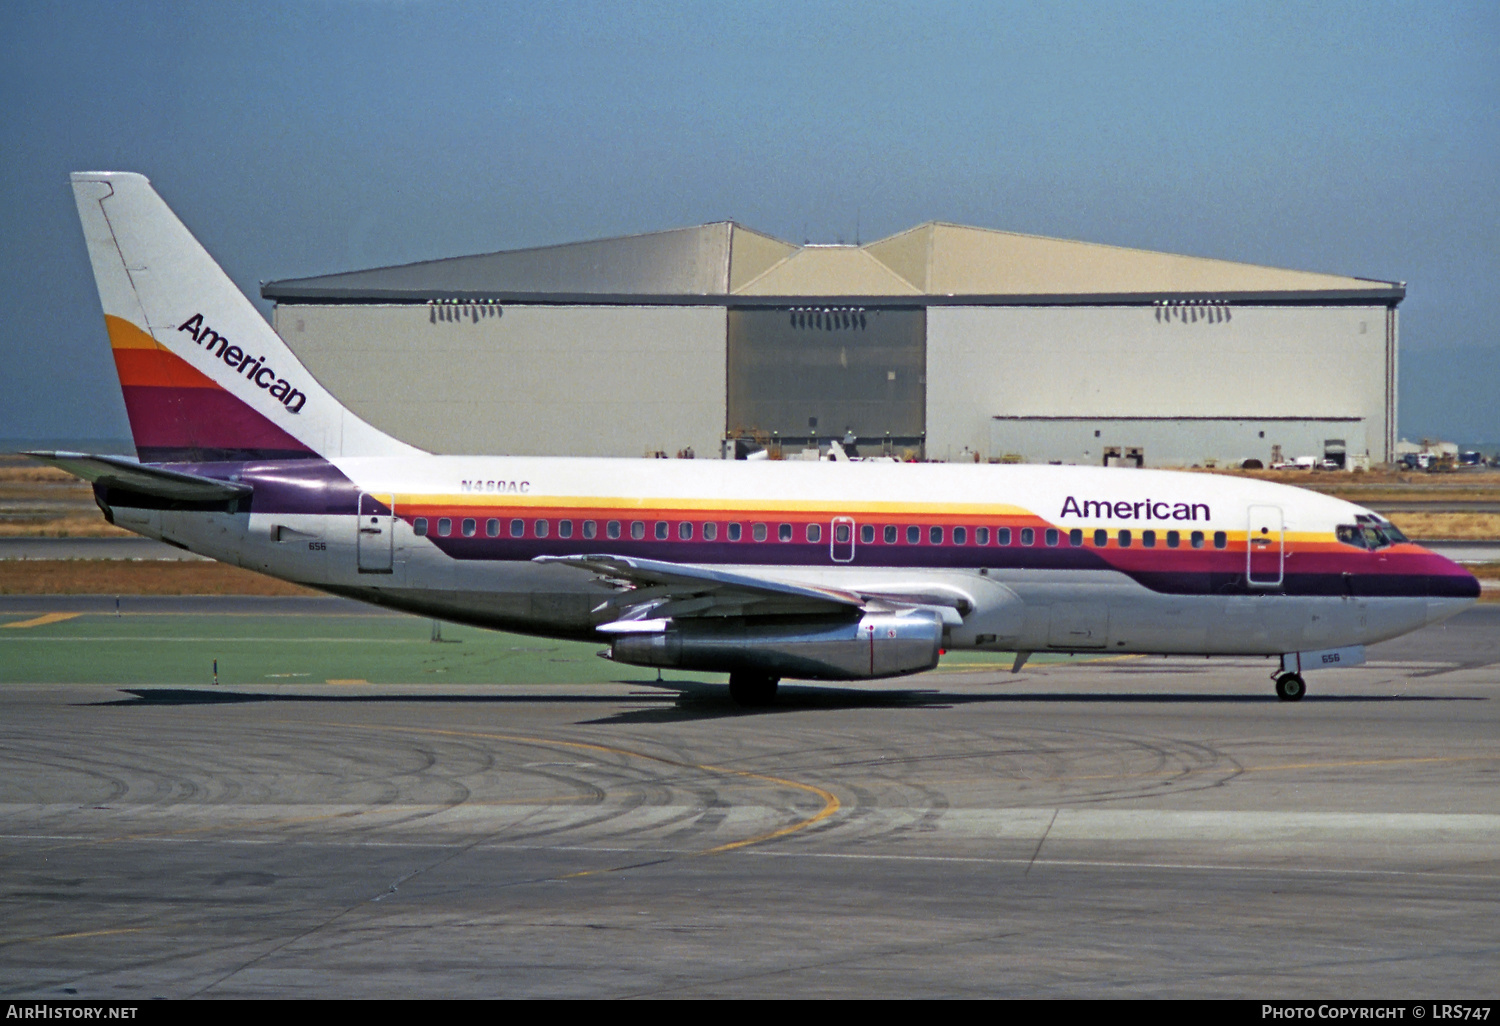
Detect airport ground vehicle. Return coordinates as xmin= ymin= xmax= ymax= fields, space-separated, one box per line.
xmin=33 ymin=172 xmax=1479 ymax=704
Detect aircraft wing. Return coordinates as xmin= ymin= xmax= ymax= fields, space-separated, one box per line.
xmin=23 ymin=451 xmax=252 ymax=502
xmin=535 ymin=553 xmax=968 ymax=628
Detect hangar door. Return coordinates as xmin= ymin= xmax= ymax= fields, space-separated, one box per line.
xmin=727 ymin=307 xmax=925 ymax=455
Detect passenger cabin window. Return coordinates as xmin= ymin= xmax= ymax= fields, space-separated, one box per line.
xmin=807 ymin=524 xmax=821 ymax=543
xmin=606 ymin=520 xmax=621 ymax=540
xmin=678 ymin=522 xmax=693 ymax=541
xmin=1094 ymin=529 xmax=1108 ymax=547
xmin=998 ymin=527 xmax=1012 ymax=546
xmin=778 ymin=523 xmax=793 ymax=542
xmin=930 ymin=526 xmax=944 ymax=545
xmin=976 ymin=527 xmax=989 ymax=545
xmin=1069 ymin=529 xmax=1082 ymax=547
xmin=1142 ymin=530 xmax=1156 ymax=548
xmin=414 ymin=518 xmax=428 ymax=536
xmin=535 ymin=519 xmax=548 ymax=539
xmin=728 ymin=522 xmax=743 ymax=542
xmin=462 ymin=518 xmax=476 ymax=537
xmin=559 ymin=520 xmax=573 ymax=539
xmin=953 ymin=527 xmax=967 ymax=545
xmin=582 ymin=520 xmax=597 ymax=539
xmin=486 ymin=518 xmax=500 ymax=538
xmin=834 ymin=523 xmax=850 ymax=543
xmin=885 ymin=525 xmax=897 ymax=544
xmin=753 ymin=523 xmax=767 ymax=542
xmin=907 ymin=525 xmax=920 ymax=544
xmin=1191 ymin=530 xmax=1205 ymax=549
xmin=861 ymin=524 xmax=875 ymax=544
xmin=631 ymin=521 xmax=645 ymax=540
xmin=1167 ymin=530 xmax=1180 ymax=548
xmin=1117 ymin=529 xmax=1131 ymax=548
xmin=1045 ymin=528 xmax=1059 ymax=547
xmin=1020 ymin=528 xmax=1035 ymax=546
xmin=438 ymin=517 xmax=452 ymax=537
xmin=703 ymin=522 xmax=718 ymax=541
xmin=510 ymin=518 xmax=523 ymax=538
xmin=655 ymin=522 xmax=668 ymax=541
xmin=1213 ymin=531 xmax=1227 ymax=549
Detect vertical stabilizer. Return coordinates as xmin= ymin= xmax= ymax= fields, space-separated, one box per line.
xmin=70 ymin=171 xmax=420 ymax=462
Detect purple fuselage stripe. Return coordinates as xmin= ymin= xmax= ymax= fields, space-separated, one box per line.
xmin=111 ymin=461 xmax=1478 ymax=600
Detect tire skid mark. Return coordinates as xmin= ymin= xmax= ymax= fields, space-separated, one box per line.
xmin=184 ymin=723 xmax=840 ymax=996
xmin=330 ymin=723 xmax=842 ymax=860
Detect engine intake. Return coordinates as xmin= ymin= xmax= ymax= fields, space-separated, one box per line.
xmin=606 ymin=613 xmax=943 ymax=680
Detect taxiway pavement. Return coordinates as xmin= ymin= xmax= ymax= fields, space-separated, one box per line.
xmin=1 ymin=607 xmax=1497 ymax=998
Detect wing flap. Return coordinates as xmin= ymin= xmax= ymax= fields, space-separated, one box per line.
xmin=536 ymin=553 xmax=866 ymax=620
xmin=536 ymin=553 xmax=971 ymax=626
xmin=24 ymin=451 xmax=252 ymax=502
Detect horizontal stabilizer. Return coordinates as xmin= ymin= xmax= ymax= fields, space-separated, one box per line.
xmin=24 ymin=451 xmax=253 ymax=502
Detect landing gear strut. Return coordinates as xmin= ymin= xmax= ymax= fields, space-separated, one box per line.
xmin=728 ymin=672 xmax=779 ymax=707
xmin=1275 ymin=672 xmax=1306 ymax=702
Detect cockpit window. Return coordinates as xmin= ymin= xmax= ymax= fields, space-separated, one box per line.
xmin=1336 ymin=525 xmax=1367 ymax=549
xmin=1338 ymin=523 xmax=1403 ymax=550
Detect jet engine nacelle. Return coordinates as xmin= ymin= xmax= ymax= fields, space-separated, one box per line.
xmin=607 ymin=612 xmax=943 ymax=681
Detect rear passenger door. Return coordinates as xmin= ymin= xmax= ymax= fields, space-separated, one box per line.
xmin=357 ymin=492 xmax=394 ymax=574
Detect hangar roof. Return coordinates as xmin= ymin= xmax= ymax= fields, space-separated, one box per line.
xmin=262 ymin=220 xmax=1403 ymax=306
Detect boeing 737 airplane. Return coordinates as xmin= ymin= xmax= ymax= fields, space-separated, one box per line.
xmin=31 ymin=172 xmax=1479 ymax=705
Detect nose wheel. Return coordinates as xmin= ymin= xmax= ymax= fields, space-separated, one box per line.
xmin=1275 ymin=672 xmax=1306 ymax=702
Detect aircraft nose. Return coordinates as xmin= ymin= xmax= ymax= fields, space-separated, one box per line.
xmin=1421 ymin=546 xmax=1480 ymax=625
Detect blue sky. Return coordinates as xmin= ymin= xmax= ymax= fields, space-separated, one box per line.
xmin=2 ymin=0 xmax=1496 ymax=445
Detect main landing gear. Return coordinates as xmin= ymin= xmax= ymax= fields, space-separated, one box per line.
xmin=1275 ymin=672 xmax=1306 ymax=702
xmin=728 ymin=672 xmax=780 ymax=708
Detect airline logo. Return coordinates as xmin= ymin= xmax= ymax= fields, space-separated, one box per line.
xmin=1060 ymin=496 xmax=1211 ymax=521
xmin=177 ymin=313 xmax=306 ymax=413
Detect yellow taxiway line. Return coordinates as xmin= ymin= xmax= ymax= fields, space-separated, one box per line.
xmin=2 ymin=611 xmax=83 ymax=629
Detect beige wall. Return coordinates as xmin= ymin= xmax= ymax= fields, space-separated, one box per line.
xmin=272 ymin=300 xmax=1395 ymax=466
xmin=927 ymin=305 xmax=1392 ymax=465
xmin=275 ymin=304 xmax=726 ymax=457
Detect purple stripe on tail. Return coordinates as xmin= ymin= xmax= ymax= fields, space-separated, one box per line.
xmin=120 ymin=384 xmax=316 ymax=462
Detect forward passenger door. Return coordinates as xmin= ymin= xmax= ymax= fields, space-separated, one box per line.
xmin=1246 ymin=505 xmax=1284 ymax=587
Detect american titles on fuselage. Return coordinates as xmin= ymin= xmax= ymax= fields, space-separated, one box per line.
xmin=1060 ymin=496 xmax=1210 ymax=521
xmin=177 ymin=313 xmax=306 ymax=413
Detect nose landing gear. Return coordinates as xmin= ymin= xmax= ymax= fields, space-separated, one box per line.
xmin=1274 ymin=672 xmax=1306 ymax=702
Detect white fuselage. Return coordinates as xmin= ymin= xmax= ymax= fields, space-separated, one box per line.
xmin=99 ymin=456 xmax=1477 ymax=660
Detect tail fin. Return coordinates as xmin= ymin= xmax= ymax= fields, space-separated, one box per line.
xmin=70 ymin=172 xmax=420 ymax=463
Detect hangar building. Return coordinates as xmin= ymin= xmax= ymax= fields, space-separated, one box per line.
xmin=263 ymin=221 xmax=1403 ymax=467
